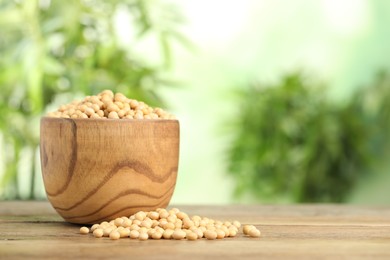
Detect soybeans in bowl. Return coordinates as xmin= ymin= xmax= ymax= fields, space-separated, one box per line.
xmin=40 ymin=90 xmax=179 ymax=224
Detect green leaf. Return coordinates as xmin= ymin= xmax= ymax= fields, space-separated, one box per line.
xmin=43 ymin=56 xmax=65 ymax=75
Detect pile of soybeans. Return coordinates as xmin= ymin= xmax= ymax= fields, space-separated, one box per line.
xmin=47 ymin=90 xmax=175 ymax=120
xmin=79 ymin=208 xmax=261 ymax=241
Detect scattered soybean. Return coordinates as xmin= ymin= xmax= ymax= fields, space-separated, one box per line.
xmin=79 ymin=208 xmax=261 ymax=241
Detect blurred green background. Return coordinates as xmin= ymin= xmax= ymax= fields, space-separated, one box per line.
xmin=0 ymin=0 xmax=389 ymax=204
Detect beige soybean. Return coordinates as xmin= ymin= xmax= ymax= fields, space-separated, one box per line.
xmin=204 ymin=230 xmax=218 ymax=240
xmin=164 ymin=222 xmax=175 ymax=229
xmin=152 ymin=231 xmax=163 ymax=240
xmin=129 ymin=230 xmax=140 ymax=239
xmin=81 ymin=207 xmax=261 ymax=242
xmin=193 ymin=229 xmax=204 ymax=239
xmin=243 ymin=225 xmax=256 ymax=235
xmin=103 ymin=228 xmax=114 ymax=237
xmin=159 ymin=219 xmax=168 ymax=227
xmin=152 ymin=220 xmax=159 ymax=228
xmin=123 ymin=219 xmax=132 ymax=228
xmin=148 ymin=211 xmax=160 ymax=220
xmin=109 ymin=231 xmax=121 ymax=240
xmin=90 ymin=224 xmax=100 ymax=232
xmin=176 ymin=212 xmax=188 ymax=220
xmin=114 ymin=218 xmax=124 ymax=227
xmin=159 ymin=210 xmax=169 ymax=219
xmin=172 ymin=230 xmax=186 ymax=240
xmin=233 ymin=220 xmax=241 ymax=229
xmin=221 ymin=226 xmax=230 ymax=237
xmin=138 ymin=227 xmax=148 ymax=234
xmin=199 ymin=226 xmax=207 ymax=233
xmin=228 ymin=227 xmax=238 ymax=237
xmin=93 ymin=229 xmax=104 ymax=238
xmin=216 ymin=229 xmax=225 ymax=239
xmin=186 ymin=232 xmax=198 ymax=241
xmin=248 ymin=228 xmax=261 ymax=238
xmin=80 ymin=226 xmax=89 ymax=234
xmin=184 ymin=229 xmax=193 ymax=237
xmin=119 ymin=228 xmax=130 ymax=238
xmin=130 ymin=224 xmax=140 ymax=231
xmin=141 ymin=220 xmax=152 ymax=229
xmin=135 ymin=211 xmax=146 ymax=221
xmin=132 ymin=219 xmax=142 ymax=226
xmin=100 ymin=221 xmax=109 ymax=227
xmin=47 ymin=90 xmax=176 ymax=120
xmin=139 ymin=232 xmax=149 ymax=241
xmin=163 ymin=229 xmax=174 ymax=239
xmin=147 ymin=229 xmax=155 ymax=237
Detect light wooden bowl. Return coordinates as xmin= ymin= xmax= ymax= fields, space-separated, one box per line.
xmin=40 ymin=117 xmax=179 ymax=224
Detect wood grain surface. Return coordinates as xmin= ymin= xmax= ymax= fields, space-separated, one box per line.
xmin=40 ymin=118 xmax=179 ymax=224
xmin=0 ymin=201 xmax=389 ymax=259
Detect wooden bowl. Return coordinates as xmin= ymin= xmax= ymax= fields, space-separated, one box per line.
xmin=40 ymin=117 xmax=179 ymax=224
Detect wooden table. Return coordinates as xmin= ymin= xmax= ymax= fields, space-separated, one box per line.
xmin=1 ymin=201 xmax=389 ymax=259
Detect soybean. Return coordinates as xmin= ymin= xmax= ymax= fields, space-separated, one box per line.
xmin=248 ymin=228 xmax=261 ymax=238
xmin=204 ymin=230 xmax=217 ymax=240
xmin=186 ymin=232 xmax=198 ymax=241
xmin=47 ymin=90 xmax=176 ymax=120
xmin=139 ymin=232 xmax=149 ymax=241
xmin=172 ymin=230 xmax=186 ymax=240
xmin=129 ymin=230 xmax=140 ymax=239
xmin=109 ymin=231 xmax=120 ymax=240
xmin=162 ymin=229 xmax=174 ymax=239
xmin=243 ymin=225 xmax=256 ymax=235
xmin=93 ymin=229 xmax=104 ymax=238
xmin=80 ymin=226 xmax=89 ymax=234
xmin=79 ymin=207 xmax=261 ymax=242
